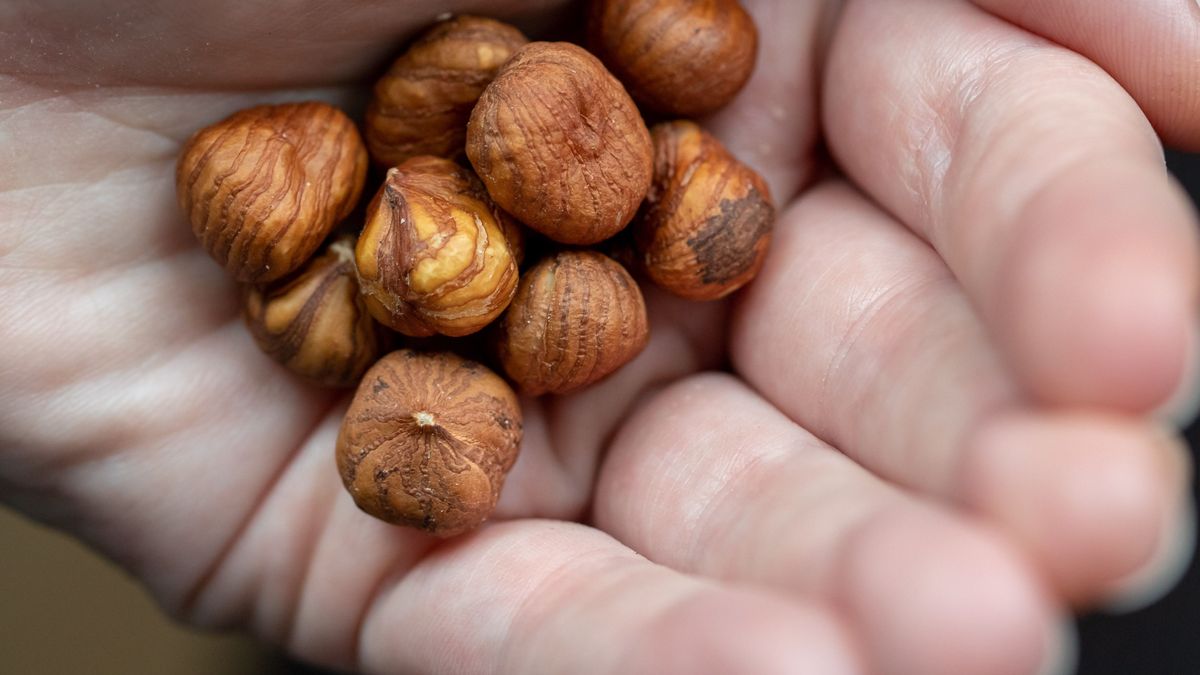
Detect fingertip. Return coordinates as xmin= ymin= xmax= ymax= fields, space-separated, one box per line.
xmin=840 ymin=508 xmax=1055 ymax=675
xmin=964 ymin=413 xmax=1187 ymax=604
xmin=1153 ymin=317 xmax=1200 ymax=427
xmin=999 ymin=161 xmax=1199 ymax=411
xmin=1102 ymin=472 xmax=1196 ymax=613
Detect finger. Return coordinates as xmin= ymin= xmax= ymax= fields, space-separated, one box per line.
xmin=356 ymin=522 xmax=861 ymax=675
xmin=968 ymin=0 xmax=1200 ymax=149
xmin=823 ymin=0 xmax=1200 ymax=412
xmin=730 ymin=181 xmax=1191 ymax=604
xmin=595 ymin=374 xmax=1063 ymax=675
xmin=703 ymin=0 xmax=832 ymax=201
xmin=963 ymin=412 xmax=1197 ymax=604
xmin=166 ymin=412 xmax=861 ymax=674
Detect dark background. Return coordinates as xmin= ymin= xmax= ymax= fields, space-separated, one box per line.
xmin=1073 ymin=151 xmax=1200 ymax=675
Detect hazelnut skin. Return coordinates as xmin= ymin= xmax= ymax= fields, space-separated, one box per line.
xmin=365 ymin=16 xmax=528 ymax=166
xmin=587 ymin=0 xmax=758 ymax=117
xmin=177 ymin=102 xmax=368 ymax=283
xmin=243 ymin=234 xmax=383 ymax=387
xmin=494 ymin=250 xmax=649 ymax=395
xmin=356 ymin=156 xmax=520 ymax=337
xmin=635 ymin=121 xmax=774 ymax=301
xmin=466 ymin=42 xmax=654 ymax=245
xmin=336 ymin=349 xmax=522 ymax=537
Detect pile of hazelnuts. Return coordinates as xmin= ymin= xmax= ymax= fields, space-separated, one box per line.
xmin=176 ymin=0 xmax=771 ymax=536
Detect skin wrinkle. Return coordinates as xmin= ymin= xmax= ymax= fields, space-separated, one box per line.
xmin=0 ymin=258 xmax=234 ymax=426
xmin=177 ymin=379 xmax=342 ymax=620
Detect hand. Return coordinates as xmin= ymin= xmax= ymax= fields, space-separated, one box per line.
xmin=2 ymin=1 xmax=1197 ymax=674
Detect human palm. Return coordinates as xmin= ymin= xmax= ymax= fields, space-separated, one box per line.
xmin=3 ymin=1 xmax=1199 ymax=673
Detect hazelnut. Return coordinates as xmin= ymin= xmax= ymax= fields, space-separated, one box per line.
xmin=356 ymin=156 xmax=519 ymax=337
xmin=336 ymin=349 xmax=522 ymax=537
xmin=466 ymin=42 xmax=653 ymax=245
xmin=635 ymin=121 xmax=773 ymax=301
xmin=243 ymin=234 xmax=382 ymax=387
xmin=587 ymin=0 xmax=758 ymax=116
xmin=177 ymin=102 xmax=368 ymax=283
xmin=495 ymin=250 xmax=649 ymax=395
xmin=365 ymin=16 xmax=528 ymax=166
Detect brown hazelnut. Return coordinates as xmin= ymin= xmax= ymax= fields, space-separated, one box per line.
xmin=356 ymin=156 xmax=519 ymax=337
xmin=635 ymin=121 xmax=773 ymax=301
xmin=466 ymin=42 xmax=653 ymax=245
xmin=336 ymin=349 xmax=522 ymax=537
xmin=365 ymin=16 xmax=528 ymax=166
xmin=495 ymin=250 xmax=649 ymax=395
xmin=243 ymin=234 xmax=382 ymax=387
xmin=177 ymin=102 xmax=368 ymax=283
xmin=587 ymin=0 xmax=758 ymax=117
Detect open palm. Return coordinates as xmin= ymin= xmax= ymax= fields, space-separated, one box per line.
xmin=3 ymin=1 xmax=1199 ymax=673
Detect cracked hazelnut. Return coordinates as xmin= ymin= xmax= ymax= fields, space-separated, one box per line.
xmin=336 ymin=349 xmax=522 ymax=537
xmin=356 ymin=156 xmax=519 ymax=337
xmin=588 ymin=0 xmax=758 ymax=117
xmin=495 ymin=250 xmax=649 ymax=395
xmin=365 ymin=16 xmax=528 ymax=166
xmin=466 ymin=42 xmax=653 ymax=245
xmin=635 ymin=121 xmax=773 ymax=301
xmin=243 ymin=234 xmax=382 ymax=387
xmin=177 ymin=102 xmax=368 ymax=283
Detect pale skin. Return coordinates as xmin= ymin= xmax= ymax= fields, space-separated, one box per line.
xmin=2 ymin=0 xmax=1199 ymax=673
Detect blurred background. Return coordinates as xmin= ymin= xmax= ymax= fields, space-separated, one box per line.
xmin=2 ymin=154 xmax=1199 ymax=674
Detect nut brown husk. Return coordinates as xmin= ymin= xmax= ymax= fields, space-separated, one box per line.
xmin=365 ymin=16 xmax=528 ymax=166
xmin=176 ymin=102 xmax=367 ymax=283
xmin=466 ymin=42 xmax=653 ymax=245
xmin=495 ymin=250 xmax=649 ymax=395
xmin=243 ymin=234 xmax=382 ymax=386
xmin=635 ymin=121 xmax=774 ymax=301
xmin=587 ymin=0 xmax=758 ymax=117
xmin=356 ymin=156 xmax=520 ymax=337
xmin=336 ymin=350 xmax=523 ymax=537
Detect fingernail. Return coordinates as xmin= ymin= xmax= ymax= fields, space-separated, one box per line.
xmin=1102 ymin=483 xmax=1196 ymax=613
xmin=1035 ymin=618 xmax=1078 ymax=675
xmin=1153 ymin=319 xmax=1200 ymax=427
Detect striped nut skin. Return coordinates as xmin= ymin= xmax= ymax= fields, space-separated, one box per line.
xmin=365 ymin=15 xmax=528 ymax=167
xmin=356 ymin=157 xmax=519 ymax=337
xmin=634 ymin=121 xmax=774 ymax=301
xmin=494 ymin=251 xmax=649 ymax=395
xmin=243 ymin=234 xmax=382 ymax=387
xmin=177 ymin=102 xmax=368 ymax=283
xmin=587 ymin=0 xmax=758 ymax=117
xmin=466 ymin=42 xmax=654 ymax=245
xmin=336 ymin=349 xmax=523 ymax=536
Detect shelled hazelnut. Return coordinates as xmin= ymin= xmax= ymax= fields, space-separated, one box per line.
xmin=635 ymin=121 xmax=774 ymax=301
xmin=176 ymin=102 xmax=367 ymax=282
xmin=336 ymin=349 xmax=522 ymax=537
xmin=494 ymin=250 xmax=649 ymax=395
xmin=365 ymin=16 xmax=528 ymax=166
xmin=243 ymin=234 xmax=383 ymax=387
xmin=355 ymin=156 xmax=520 ymax=337
xmin=466 ymin=42 xmax=654 ymax=245
xmin=587 ymin=0 xmax=758 ymax=116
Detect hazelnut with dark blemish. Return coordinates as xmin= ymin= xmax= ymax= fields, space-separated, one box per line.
xmin=634 ymin=120 xmax=774 ymax=301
